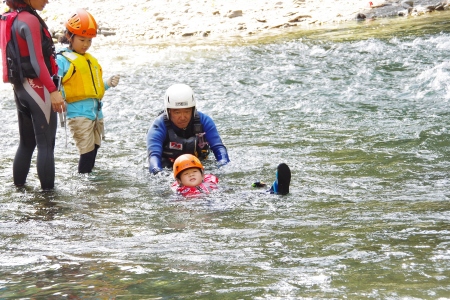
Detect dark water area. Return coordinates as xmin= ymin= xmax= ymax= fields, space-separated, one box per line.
xmin=0 ymin=11 xmax=450 ymax=299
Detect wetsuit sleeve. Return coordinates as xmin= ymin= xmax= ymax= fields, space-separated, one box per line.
xmin=146 ymin=115 xmax=167 ymax=174
xmin=199 ymin=112 xmax=230 ymax=166
xmin=16 ymin=13 xmax=57 ymax=92
xmin=103 ymin=79 xmax=112 ymax=91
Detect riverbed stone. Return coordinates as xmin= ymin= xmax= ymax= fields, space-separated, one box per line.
xmin=27 ymin=0 xmax=450 ymax=45
xmin=225 ymin=10 xmax=243 ymax=18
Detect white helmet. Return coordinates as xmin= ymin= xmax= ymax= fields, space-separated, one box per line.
xmin=164 ymin=84 xmax=196 ymax=115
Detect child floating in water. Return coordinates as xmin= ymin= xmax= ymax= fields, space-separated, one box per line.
xmin=171 ymin=154 xmax=291 ymax=197
xmin=171 ymin=154 xmax=219 ymax=198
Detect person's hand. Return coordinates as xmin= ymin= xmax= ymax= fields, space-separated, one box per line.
xmin=107 ymin=75 xmax=120 ymax=87
xmin=50 ymin=91 xmax=66 ymax=113
xmin=156 ymin=169 xmax=171 ymax=177
xmin=151 ymin=168 xmax=172 ymax=178
xmin=216 ymin=159 xmax=229 ymax=168
xmin=150 ymin=166 xmax=163 ymax=175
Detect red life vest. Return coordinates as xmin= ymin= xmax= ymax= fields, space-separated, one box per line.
xmin=0 ymin=10 xmax=19 ymax=83
xmin=0 ymin=7 xmax=56 ymax=84
xmin=171 ymin=174 xmax=219 ymax=198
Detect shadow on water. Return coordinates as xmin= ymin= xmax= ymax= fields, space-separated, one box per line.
xmin=15 ymin=189 xmax=62 ymax=222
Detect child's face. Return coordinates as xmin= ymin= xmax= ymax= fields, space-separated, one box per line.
xmin=69 ymin=35 xmax=93 ymax=54
xmin=177 ymin=168 xmax=204 ymax=187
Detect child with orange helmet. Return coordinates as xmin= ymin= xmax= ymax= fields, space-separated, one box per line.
xmin=172 ymin=154 xmax=219 ymax=198
xmin=56 ymin=9 xmax=120 ymax=173
xmin=172 ymin=154 xmax=291 ymax=198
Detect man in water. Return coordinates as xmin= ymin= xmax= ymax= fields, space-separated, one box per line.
xmin=146 ymin=83 xmax=229 ymax=174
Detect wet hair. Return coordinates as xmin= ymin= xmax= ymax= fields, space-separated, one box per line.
xmin=5 ymin=0 xmax=27 ymax=10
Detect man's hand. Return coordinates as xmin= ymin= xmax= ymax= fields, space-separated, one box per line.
xmin=217 ymin=159 xmax=229 ymax=168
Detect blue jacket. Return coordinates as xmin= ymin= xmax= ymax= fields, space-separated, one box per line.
xmin=147 ymin=111 xmax=230 ymax=174
xmin=56 ymin=48 xmax=111 ymax=120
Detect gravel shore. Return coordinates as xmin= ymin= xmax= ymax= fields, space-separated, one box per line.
xmin=31 ymin=0 xmax=450 ymax=45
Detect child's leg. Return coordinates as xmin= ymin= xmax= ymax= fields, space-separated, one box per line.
xmin=91 ymin=144 xmax=99 ymax=169
xmin=78 ymin=144 xmax=100 ymax=173
xmin=269 ymin=163 xmax=291 ymax=195
xmin=68 ymin=118 xmax=94 ymax=173
xmin=78 ymin=148 xmax=96 ymax=173
xmin=88 ymin=119 xmax=103 ymax=172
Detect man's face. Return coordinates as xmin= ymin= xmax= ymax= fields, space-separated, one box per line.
xmin=169 ymin=108 xmax=193 ymax=129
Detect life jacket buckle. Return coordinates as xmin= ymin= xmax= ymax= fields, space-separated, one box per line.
xmin=196 ymin=132 xmax=207 ymax=148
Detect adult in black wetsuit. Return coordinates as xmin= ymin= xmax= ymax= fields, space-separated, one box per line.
xmin=3 ymin=0 xmax=65 ymax=190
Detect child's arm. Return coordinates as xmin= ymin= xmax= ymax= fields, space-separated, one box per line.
xmin=56 ymin=54 xmax=71 ymax=99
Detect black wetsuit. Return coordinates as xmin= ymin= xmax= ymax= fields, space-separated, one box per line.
xmin=10 ymin=8 xmax=58 ymax=189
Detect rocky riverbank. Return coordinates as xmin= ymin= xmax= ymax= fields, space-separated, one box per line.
xmin=32 ymin=0 xmax=450 ymax=45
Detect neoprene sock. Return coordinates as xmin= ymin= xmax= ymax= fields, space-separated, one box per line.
xmin=78 ymin=145 xmax=99 ymax=173
xmin=270 ymin=163 xmax=291 ymax=195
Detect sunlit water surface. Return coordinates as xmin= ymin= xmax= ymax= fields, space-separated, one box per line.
xmin=1 ymin=12 xmax=450 ymax=299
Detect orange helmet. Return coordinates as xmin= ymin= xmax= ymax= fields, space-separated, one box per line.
xmin=65 ymin=9 xmax=98 ymax=38
xmin=173 ymin=154 xmax=204 ymax=179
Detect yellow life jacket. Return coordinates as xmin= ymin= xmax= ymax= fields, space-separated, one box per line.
xmin=61 ymin=51 xmax=105 ymax=103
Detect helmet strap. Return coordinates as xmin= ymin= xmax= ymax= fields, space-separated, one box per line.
xmin=67 ymin=33 xmax=75 ymax=49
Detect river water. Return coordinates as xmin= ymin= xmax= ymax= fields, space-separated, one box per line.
xmin=1 ymin=12 xmax=450 ymax=299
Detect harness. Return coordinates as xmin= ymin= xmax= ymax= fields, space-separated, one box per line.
xmin=162 ymin=111 xmax=210 ymax=162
